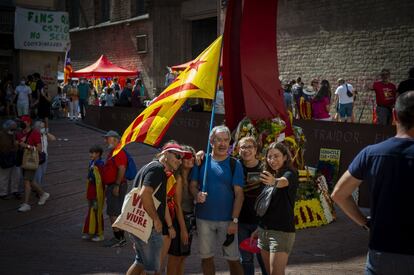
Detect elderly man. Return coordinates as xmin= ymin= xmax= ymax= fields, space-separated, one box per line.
xmin=190 ymin=125 xmax=244 ymax=275
xmin=102 ymin=130 xmax=128 ymax=247
xmin=332 ymin=91 xmax=414 ymax=274
xmin=127 ymin=142 xmax=190 ymax=275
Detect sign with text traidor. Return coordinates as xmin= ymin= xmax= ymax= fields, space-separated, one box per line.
xmin=113 ymin=185 xmax=161 ymax=243
xmin=14 ymin=7 xmax=70 ymax=52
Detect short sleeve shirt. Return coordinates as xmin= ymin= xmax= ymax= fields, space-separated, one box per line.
xmin=259 ymin=168 xmax=299 ymax=232
xmin=103 ymin=149 xmax=127 ymax=184
xmin=348 ymin=137 xmax=414 ymax=255
xmin=373 ymin=81 xmax=396 ymax=107
xmin=17 ymin=129 xmax=41 ymax=146
xmin=16 ymin=85 xmax=32 ymax=105
xmin=335 ymin=84 xmax=354 ymax=104
xmin=191 ymin=156 xmax=244 ymax=221
xmin=239 ymin=162 xmax=264 ymax=224
xmin=134 ymin=161 xmax=167 ymax=220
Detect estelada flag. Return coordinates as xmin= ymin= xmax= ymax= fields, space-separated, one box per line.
xmin=112 ymin=36 xmax=223 ymax=156
xmin=64 ymin=53 xmax=73 ymax=84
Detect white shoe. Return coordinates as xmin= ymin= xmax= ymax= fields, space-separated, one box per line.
xmin=91 ymin=235 xmax=105 ymax=242
xmin=82 ymin=234 xmax=91 ymax=240
xmin=18 ymin=203 xmax=31 ymax=212
xmin=38 ymin=192 xmax=50 ymax=205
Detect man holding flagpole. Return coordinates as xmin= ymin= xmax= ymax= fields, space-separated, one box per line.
xmin=190 ymin=125 xmax=244 ymax=275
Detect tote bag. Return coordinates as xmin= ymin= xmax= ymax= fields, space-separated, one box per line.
xmin=113 ymin=167 xmax=161 ymax=243
xmin=21 ymin=148 xmax=39 ymax=170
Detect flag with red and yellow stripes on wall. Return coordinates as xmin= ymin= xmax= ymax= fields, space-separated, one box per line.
xmin=112 ymin=35 xmax=222 ymax=156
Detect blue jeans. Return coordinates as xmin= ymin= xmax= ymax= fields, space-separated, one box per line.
xmin=131 ymin=230 xmax=163 ymax=272
xmin=365 ymin=249 xmax=414 ymax=275
xmin=238 ymin=223 xmax=268 ymax=275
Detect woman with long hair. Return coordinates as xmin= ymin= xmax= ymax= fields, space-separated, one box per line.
xmin=166 ymin=145 xmax=196 ymax=275
xmin=312 ymin=79 xmax=332 ymax=120
xmin=252 ymin=142 xmax=299 ymax=275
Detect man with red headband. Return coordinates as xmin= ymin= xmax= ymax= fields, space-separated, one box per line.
xmin=127 ymin=142 xmax=191 ymax=275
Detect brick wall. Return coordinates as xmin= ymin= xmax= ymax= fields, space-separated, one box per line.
xmin=276 ymin=0 xmax=414 ymax=123
xmin=69 ymin=0 xmax=188 ymax=97
xmin=70 ymin=18 xmax=152 ymax=91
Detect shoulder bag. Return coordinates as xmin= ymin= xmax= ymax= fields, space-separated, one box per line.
xmin=254 ymin=185 xmax=277 ymax=217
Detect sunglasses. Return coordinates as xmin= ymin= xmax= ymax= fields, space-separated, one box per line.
xmin=170 ymin=152 xmax=183 ymax=160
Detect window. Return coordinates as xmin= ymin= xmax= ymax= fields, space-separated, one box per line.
xmin=68 ymin=0 xmax=80 ymax=28
xmin=132 ymin=0 xmax=148 ymax=16
xmin=136 ymin=35 xmax=148 ymax=53
xmin=101 ymin=0 xmax=110 ymax=22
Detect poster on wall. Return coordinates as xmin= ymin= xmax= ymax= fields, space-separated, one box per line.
xmin=317 ymin=148 xmax=341 ymax=190
xmin=14 ymin=7 xmax=70 ymax=52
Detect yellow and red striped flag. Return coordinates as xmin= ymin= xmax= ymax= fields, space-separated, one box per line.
xmin=112 ymin=36 xmax=222 ymax=156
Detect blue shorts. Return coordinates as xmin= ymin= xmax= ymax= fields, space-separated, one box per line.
xmin=130 ymin=230 xmax=163 ymax=272
xmin=339 ymin=103 xmax=353 ymax=118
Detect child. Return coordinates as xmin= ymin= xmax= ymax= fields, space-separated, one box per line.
xmin=82 ymin=145 xmax=105 ymax=242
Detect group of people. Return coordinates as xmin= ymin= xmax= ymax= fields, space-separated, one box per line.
xmin=283 ymin=67 xmax=414 ymax=125
xmin=0 ymin=73 xmax=52 ymax=127
xmin=0 ymin=115 xmax=54 ymax=212
xmin=83 ymin=125 xmax=298 ymax=275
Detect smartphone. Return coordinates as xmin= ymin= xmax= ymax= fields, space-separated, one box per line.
xmin=247 ymin=172 xmax=261 ymax=184
xmin=222 ymin=234 xmax=235 ymax=247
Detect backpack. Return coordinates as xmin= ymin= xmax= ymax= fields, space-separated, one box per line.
xmin=104 ymin=149 xmax=137 ymax=182
xmin=123 ymin=149 xmax=138 ymax=180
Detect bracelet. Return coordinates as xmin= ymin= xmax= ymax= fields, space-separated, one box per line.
xmin=168 ymin=225 xmax=174 ymax=229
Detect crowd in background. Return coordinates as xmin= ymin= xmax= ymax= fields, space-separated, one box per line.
xmin=282 ymin=67 xmax=414 ymax=125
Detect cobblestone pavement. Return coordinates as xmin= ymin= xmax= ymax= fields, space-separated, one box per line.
xmin=0 ymin=119 xmax=368 ymax=275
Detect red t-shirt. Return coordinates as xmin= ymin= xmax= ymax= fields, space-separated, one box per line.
xmin=373 ymin=81 xmax=396 ymax=107
xmin=16 ymin=129 xmax=41 ymax=146
xmin=102 ymin=149 xmax=127 ymax=184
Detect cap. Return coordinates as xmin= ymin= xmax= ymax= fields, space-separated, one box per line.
xmin=162 ymin=143 xmax=192 ymax=157
xmin=2 ymin=120 xmax=17 ymax=130
xmin=20 ymin=115 xmax=32 ymax=125
xmin=103 ymin=130 xmax=121 ymax=139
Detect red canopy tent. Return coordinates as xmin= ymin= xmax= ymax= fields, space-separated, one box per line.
xmin=70 ymin=55 xmax=138 ymax=78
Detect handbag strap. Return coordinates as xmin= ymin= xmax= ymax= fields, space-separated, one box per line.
xmin=24 ymin=129 xmax=33 ymax=144
xmin=136 ymin=161 xmax=162 ymax=195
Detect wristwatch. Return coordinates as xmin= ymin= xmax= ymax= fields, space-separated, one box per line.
xmin=232 ymin=217 xmax=239 ymax=224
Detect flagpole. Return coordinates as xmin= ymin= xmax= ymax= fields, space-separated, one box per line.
xmin=201 ymin=40 xmax=223 ymax=193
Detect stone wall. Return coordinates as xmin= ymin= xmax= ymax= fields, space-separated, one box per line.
xmin=276 ymin=0 xmax=414 ymax=123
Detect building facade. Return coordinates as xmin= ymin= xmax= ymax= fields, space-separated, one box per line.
xmin=0 ymin=0 xmax=67 ymax=96
xmin=67 ymin=0 xmax=413 ymax=123
xmin=67 ymin=0 xmax=220 ymax=98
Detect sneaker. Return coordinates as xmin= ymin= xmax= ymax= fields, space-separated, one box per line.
xmin=103 ymin=237 xmax=126 ymax=248
xmin=91 ymin=235 xmax=105 ymax=242
xmin=18 ymin=203 xmax=31 ymax=212
xmin=81 ymin=234 xmax=91 ymax=240
xmin=38 ymin=192 xmax=50 ymax=205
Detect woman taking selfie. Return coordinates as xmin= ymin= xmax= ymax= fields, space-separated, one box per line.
xmin=252 ymin=142 xmax=298 ymax=275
